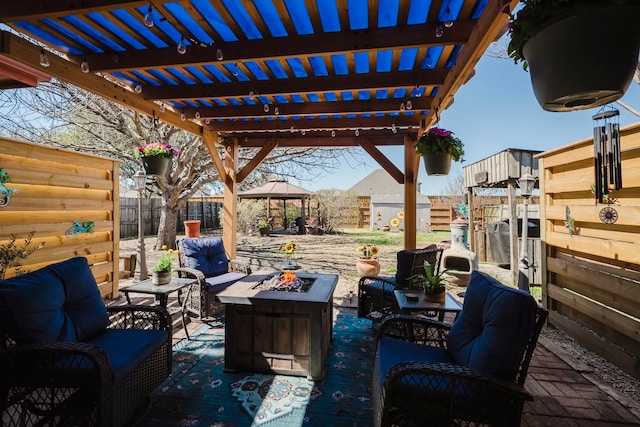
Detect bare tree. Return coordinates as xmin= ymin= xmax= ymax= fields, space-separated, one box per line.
xmin=0 ymin=80 xmax=359 ymax=248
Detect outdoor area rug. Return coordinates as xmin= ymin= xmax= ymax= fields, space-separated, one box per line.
xmin=138 ymin=314 xmax=375 ymax=426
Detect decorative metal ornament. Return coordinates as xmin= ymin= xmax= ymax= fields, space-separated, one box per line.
xmin=599 ymin=206 xmax=618 ymax=224
xmin=66 ymin=220 xmax=95 ymax=237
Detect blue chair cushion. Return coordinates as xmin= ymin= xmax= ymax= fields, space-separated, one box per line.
xmin=446 ymin=270 xmax=537 ymax=381
xmin=205 ymin=272 xmax=247 ymax=292
xmin=0 ymin=257 xmax=109 ymax=344
xmin=376 ymin=336 xmax=453 ymax=389
xmin=180 ymin=237 xmax=228 ymax=278
xmin=86 ymin=328 xmax=168 ymax=382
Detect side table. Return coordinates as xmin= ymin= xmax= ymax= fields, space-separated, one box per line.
xmin=394 ymin=290 xmax=462 ymax=323
xmin=121 ymin=277 xmax=196 ymax=339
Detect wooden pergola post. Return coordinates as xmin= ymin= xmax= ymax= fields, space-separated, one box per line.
xmin=404 ymin=135 xmax=419 ymax=249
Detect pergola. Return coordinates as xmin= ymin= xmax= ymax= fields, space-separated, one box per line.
xmin=0 ymin=0 xmax=517 ymax=256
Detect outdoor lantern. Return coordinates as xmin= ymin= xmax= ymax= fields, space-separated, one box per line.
xmin=134 ymin=170 xmax=146 ymax=191
xmin=518 ymin=173 xmax=536 ymax=198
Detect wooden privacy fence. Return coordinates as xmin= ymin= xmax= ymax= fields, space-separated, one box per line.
xmin=120 ymin=198 xmax=221 ymax=239
xmin=0 ymin=137 xmax=119 ymax=299
xmin=538 ymin=122 xmax=640 ymax=380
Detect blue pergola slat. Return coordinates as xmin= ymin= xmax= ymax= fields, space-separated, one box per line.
xmin=284 ymin=0 xmax=314 ymax=35
xmin=192 ymin=0 xmax=239 ymax=42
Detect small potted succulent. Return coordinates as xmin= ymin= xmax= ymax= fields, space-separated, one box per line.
xmin=507 ymin=0 xmax=640 ymax=112
xmin=408 ymin=261 xmax=448 ymax=303
xmin=135 ymin=142 xmax=179 ymax=175
xmin=416 ymin=127 xmax=464 ymax=176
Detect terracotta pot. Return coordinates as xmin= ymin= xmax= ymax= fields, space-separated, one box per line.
xmin=142 ymin=156 xmax=170 ymax=175
xmin=422 ymin=152 xmax=452 ymax=176
xmin=423 ymin=288 xmax=446 ymax=303
xmin=152 ymin=270 xmax=171 ymax=285
xmin=356 ymin=258 xmax=380 ymax=277
xmin=522 ymin=5 xmax=640 ymax=112
xmin=184 ymin=220 xmax=201 ymax=238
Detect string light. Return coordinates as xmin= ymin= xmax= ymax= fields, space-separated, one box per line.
xmin=249 ymin=90 xmax=256 ymax=101
xmin=435 ymin=25 xmax=444 ymax=37
xmin=400 ymin=102 xmax=406 ymax=112
xmin=194 ymin=111 xmax=201 ymax=119
xmin=274 ymin=106 xmax=280 ymax=115
xmin=406 ymin=99 xmax=413 ymax=110
xmin=80 ymin=58 xmax=90 ymax=73
xmin=391 ymin=123 xmax=397 ymax=133
xmin=444 ymin=21 xmax=454 ymax=28
xmin=134 ymin=83 xmax=143 ymax=93
xmin=180 ymin=111 xmax=186 ymax=121
xmin=263 ymin=103 xmax=270 ymax=113
xmin=159 ymin=104 xmax=165 ymax=113
xmin=204 ymin=118 xmax=211 ymax=125
xmin=216 ymin=48 xmax=224 ymax=61
xmin=143 ymin=5 xmax=154 ymax=28
xmin=177 ymin=36 xmax=187 ymax=55
xmin=331 ymin=129 xmax=336 ymax=137
xmin=301 ymin=130 xmax=306 ymax=136
xmin=290 ymin=126 xmax=295 ymax=133
xmin=39 ymin=49 xmax=50 ymax=67
xmin=355 ymin=128 xmax=360 ymax=136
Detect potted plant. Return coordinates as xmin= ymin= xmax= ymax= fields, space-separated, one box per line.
xmin=135 ymin=142 xmax=179 ymax=175
xmin=355 ymin=244 xmax=380 ymax=277
xmin=408 ymin=260 xmax=448 ymax=303
xmin=416 ymin=127 xmax=464 ymax=176
xmin=258 ymin=218 xmax=271 ymax=236
xmin=152 ymin=249 xmax=178 ymax=285
xmin=507 ymin=0 xmax=640 ymax=112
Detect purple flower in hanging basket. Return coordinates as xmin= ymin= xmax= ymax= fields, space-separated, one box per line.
xmin=135 ymin=142 xmax=179 ymax=158
xmin=416 ymin=127 xmax=464 ymax=161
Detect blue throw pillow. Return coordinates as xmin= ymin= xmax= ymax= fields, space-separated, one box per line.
xmin=179 ymin=237 xmax=228 ymax=277
xmin=0 ymin=257 xmax=108 ymax=344
xmin=446 ymin=270 xmax=537 ymax=381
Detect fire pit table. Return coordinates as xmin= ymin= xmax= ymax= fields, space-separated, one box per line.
xmin=216 ymin=271 xmax=338 ymax=380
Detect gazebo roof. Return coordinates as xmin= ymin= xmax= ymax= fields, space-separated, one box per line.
xmin=238 ymin=179 xmax=312 ymax=199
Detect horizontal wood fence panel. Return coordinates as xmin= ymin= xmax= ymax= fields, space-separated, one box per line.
xmin=0 ymin=137 xmax=119 ymax=298
xmin=546 ymin=231 xmax=640 ymax=264
xmin=539 ymin=122 xmax=640 ymax=380
xmin=548 ymin=283 xmax=639 ymax=344
xmin=546 ymin=257 xmax=640 ymax=319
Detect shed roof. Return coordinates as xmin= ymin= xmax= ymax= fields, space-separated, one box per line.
xmin=349 ymin=169 xmax=425 ymax=196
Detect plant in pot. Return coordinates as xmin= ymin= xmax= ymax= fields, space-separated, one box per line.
xmin=507 ymin=0 xmax=640 ymax=112
xmin=258 ymin=218 xmax=271 ymax=236
xmin=408 ymin=260 xmax=448 ymax=303
xmin=416 ymin=127 xmax=464 ymax=176
xmin=152 ymin=249 xmax=178 ymax=285
xmin=135 ymin=142 xmax=179 ymax=175
xmin=355 ymin=244 xmax=380 ymax=277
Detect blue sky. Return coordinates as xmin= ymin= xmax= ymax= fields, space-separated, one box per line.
xmin=295 ymin=53 xmax=640 ymax=195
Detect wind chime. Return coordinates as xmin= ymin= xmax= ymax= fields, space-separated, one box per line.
xmin=592 ymin=107 xmax=621 ymax=224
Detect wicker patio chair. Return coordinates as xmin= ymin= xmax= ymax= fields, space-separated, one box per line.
xmin=0 ymin=257 xmax=172 ymax=426
xmin=176 ymin=237 xmax=251 ymax=320
xmin=358 ymin=244 xmax=443 ymax=321
xmin=371 ymin=270 xmax=548 ymax=427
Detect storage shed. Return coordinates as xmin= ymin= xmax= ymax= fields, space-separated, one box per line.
xmin=463 ymin=149 xmax=542 ymax=287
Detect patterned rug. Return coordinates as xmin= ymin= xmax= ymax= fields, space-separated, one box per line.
xmin=138 ymin=314 xmax=375 ymax=426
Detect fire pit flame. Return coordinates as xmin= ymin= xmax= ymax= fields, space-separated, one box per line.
xmin=255 ymin=272 xmax=315 ymax=292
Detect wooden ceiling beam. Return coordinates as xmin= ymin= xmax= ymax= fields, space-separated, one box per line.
xmin=182 ymin=97 xmax=432 ymax=120
xmin=143 ymin=68 xmax=447 ymax=101
xmin=0 ymin=1 xmax=147 ymax=21
xmin=0 ymin=31 xmax=202 ymax=136
xmin=206 ymin=115 xmax=418 ymax=132
xmin=237 ymin=133 xmax=413 ymax=148
xmin=82 ymin=21 xmax=475 ymax=72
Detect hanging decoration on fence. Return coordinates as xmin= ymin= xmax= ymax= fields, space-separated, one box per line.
xmin=0 ymin=168 xmax=19 ymax=207
xmin=65 ymin=220 xmax=95 ymax=237
xmin=592 ymin=107 xmax=622 ymax=204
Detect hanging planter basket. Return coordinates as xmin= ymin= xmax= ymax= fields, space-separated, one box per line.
xmin=142 ymin=156 xmax=170 ymax=175
xmin=522 ymin=5 xmax=640 ymax=112
xmin=423 ymin=152 xmax=452 ymax=176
